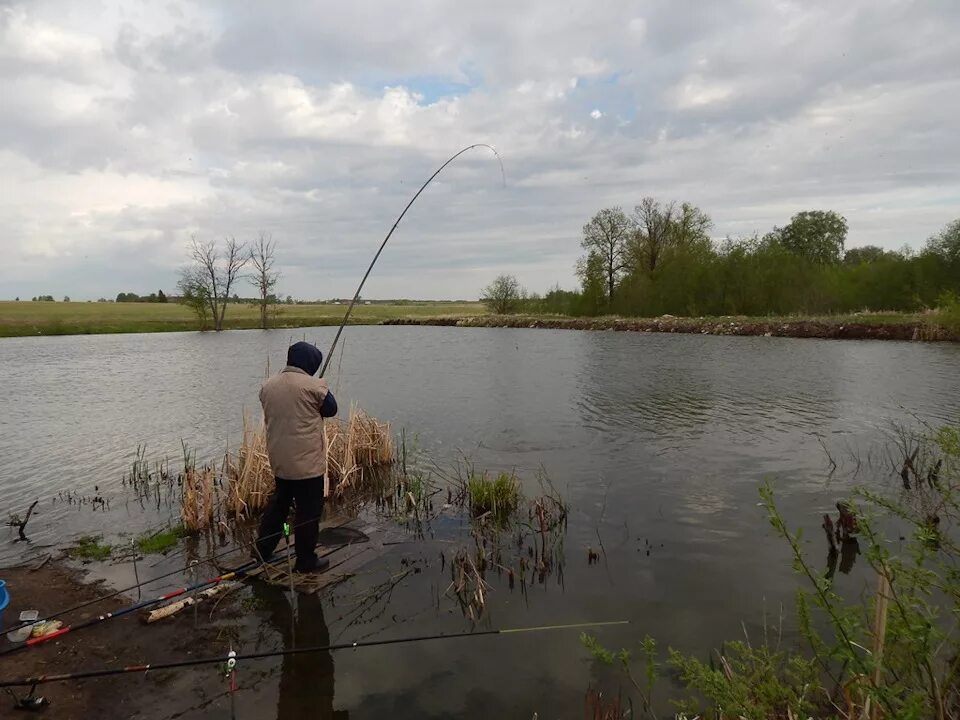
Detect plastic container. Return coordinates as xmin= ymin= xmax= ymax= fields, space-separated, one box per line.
xmin=0 ymin=579 xmax=8 ymax=630
xmin=6 ymin=611 xmax=41 ymax=643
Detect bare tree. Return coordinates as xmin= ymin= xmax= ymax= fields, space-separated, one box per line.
xmin=580 ymin=207 xmax=631 ymax=307
xmin=248 ymin=232 xmax=280 ymax=329
xmin=181 ymin=236 xmax=248 ymax=332
xmin=630 ymin=198 xmax=713 ymax=273
xmin=632 ymin=197 xmax=676 ymax=273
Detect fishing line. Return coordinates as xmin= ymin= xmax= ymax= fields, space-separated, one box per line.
xmin=319 ymin=143 xmax=504 ymax=378
xmin=0 ymin=620 xmax=628 ymax=687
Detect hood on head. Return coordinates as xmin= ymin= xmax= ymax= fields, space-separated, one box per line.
xmin=287 ymin=342 xmax=323 ymax=376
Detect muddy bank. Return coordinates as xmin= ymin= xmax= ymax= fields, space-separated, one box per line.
xmin=384 ymin=315 xmax=957 ymax=342
xmin=0 ymin=560 xmax=241 ymax=719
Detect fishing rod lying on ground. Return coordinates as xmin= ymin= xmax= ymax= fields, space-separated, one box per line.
xmin=0 ymin=557 xmax=265 ymax=658
xmin=319 ymin=143 xmax=504 ymax=377
xmin=0 ymin=521 xmax=362 ymax=657
xmin=0 ymin=518 xmax=334 ymax=641
xmin=0 ymin=620 xmax=627 ymax=687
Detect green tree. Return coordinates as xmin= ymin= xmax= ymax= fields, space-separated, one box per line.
xmin=157 ymin=289 xmax=167 ymax=303
xmin=580 ymin=207 xmax=631 ymax=307
xmin=177 ymin=274 xmax=212 ymax=330
xmin=925 ymin=218 xmax=960 ymax=264
xmin=777 ymin=210 xmax=848 ymax=264
xmin=843 ymin=245 xmax=886 ymax=265
xmin=670 ymin=202 xmax=713 ymax=250
xmin=480 ymin=274 xmax=524 ymax=314
xmin=576 ymin=251 xmax=608 ymax=314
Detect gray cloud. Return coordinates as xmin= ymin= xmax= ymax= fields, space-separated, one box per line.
xmin=1 ymin=0 xmax=959 ymax=301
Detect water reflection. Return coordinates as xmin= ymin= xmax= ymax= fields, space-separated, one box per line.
xmin=574 ymin=333 xmax=860 ymax=445
xmin=825 ymin=539 xmax=861 ymax=581
xmin=251 ymin=582 xmax=347 ymax=719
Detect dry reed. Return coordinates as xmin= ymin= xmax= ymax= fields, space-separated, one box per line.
xmin=325 ymin=408 xmax=395 ymax=494
xmin=225 ymin=413 xmax=273 ymax=517
xmin=180 ymin=464 xmax=218 ymax=532
xmin=180 ymin=406 xmax=395 ymax=531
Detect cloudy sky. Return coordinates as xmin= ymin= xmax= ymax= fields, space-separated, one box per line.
xmin=2 ymin=0 xmax=959 ymax=301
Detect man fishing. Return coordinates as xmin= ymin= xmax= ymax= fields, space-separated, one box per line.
xmin=254 ymin=341 xmax=338 ymax=572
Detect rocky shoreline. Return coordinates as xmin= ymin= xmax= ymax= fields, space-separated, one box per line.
xmin=383 ymin=315 xmax=957 ymax=342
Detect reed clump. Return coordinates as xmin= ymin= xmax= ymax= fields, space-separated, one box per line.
xmin=466 ymin=472 xmax=522 ymax=526
xmin=180 ymin=463 xmax=219 ymax=532
xmin=326 ymin=408 xmax=395 ymax=493
xmin=178 ymin=407 xmax=396 ymax=531
xmin=225 ymin=413 xmax=273 ymax=518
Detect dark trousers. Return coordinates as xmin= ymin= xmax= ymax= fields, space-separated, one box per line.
xmin=256 ymin=476 xmax=324 ymax=568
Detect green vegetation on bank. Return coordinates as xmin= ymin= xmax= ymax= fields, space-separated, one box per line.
xmin=581 ymin=425 xmax=960 ymax=719
xmin=0 ymin=300 xmax=483 ymax=338
xmin=65 ymin=535 xmax=112 ymax=561
xmin=135 ymin=525 xmax=187 ymax=555
xmin=489 ymin=207 xmax=960 ymax=324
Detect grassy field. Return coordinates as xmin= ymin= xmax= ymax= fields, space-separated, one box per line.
xmin=0 ymin=300 xmax=484 ymax=337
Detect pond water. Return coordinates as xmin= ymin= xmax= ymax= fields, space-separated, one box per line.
xmin=1 ymin=326 xmax=959 ymax=718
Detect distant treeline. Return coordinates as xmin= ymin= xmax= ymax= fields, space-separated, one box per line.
xmin=116 ymin=290 xmax=168 ymax=303
xmin=531 ymin=201 xmax=960 ymax=317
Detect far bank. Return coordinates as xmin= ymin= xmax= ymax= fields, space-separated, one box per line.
xmin=1 ymin=301 xmax=957 ymax=342
xmin=385 ymin=313 xmax=960 ymax=342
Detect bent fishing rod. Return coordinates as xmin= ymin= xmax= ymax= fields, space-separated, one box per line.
xmin=320 ymin=143 xmax=504 ymax=377
xmin=0 ymin=620 xmax=627 ymax=687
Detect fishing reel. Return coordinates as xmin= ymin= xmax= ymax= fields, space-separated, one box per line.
xmin=6 ymin=684 xmax=49 ymax=712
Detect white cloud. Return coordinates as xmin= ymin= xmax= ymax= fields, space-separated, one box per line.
xmin=0 ymin=0 xmax=958 ymax=300
xmin=672 ymin=74 xmax=733 ymax=109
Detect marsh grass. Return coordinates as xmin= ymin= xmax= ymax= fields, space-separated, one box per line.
xmin=135 ymin=525 xmax=188 ymax=554
xmin=66 ymin=535 xmax=112 ymax=561
xmin=465 ymin=472 xmax=522 ymax=526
